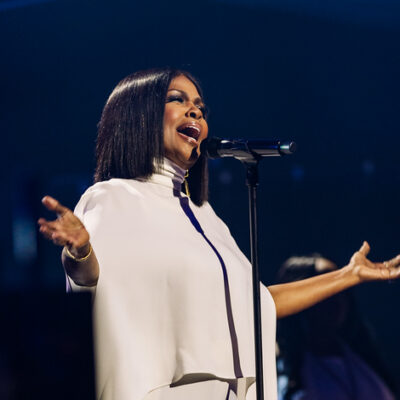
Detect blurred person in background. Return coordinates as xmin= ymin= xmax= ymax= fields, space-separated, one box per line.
xmin=276 ymin=255 xmax=398 ymax=400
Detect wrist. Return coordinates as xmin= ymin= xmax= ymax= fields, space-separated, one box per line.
xmin=65 ymin=243 xmax=92 ymax=261
xmin=339 ymin=264 xmax=362 ymax=286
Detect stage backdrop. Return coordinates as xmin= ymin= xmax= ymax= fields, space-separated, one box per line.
xmin=1 ymin=0 xmax=399 ymax=380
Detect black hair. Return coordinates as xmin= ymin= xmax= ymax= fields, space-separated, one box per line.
xmin=94 ymin=67 xmax=208 ymax=206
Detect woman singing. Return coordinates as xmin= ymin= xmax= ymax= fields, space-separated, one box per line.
xmin=38 ymin=68 xmax=400 ymax=400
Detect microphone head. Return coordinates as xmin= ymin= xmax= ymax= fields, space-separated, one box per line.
xmin=279 ymin=141 xmax=297 ymax=155
xmin=200 ymin=137 xmax=222 ymax=159
xmin=201 ymin=137 xmax=297 ymax=159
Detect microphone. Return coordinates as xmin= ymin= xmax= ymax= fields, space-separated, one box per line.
xmin=201 ymin=137 xmax=297 ymax=160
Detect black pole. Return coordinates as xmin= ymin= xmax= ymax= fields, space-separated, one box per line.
xmin=245 ymin=161 xmax=264 ymax=400
xmin=201 ymin=136 xmax=296 ymax=400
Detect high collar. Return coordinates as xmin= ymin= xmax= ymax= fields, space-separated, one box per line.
xmin=147 ymin=158 xmax=187 ymax=192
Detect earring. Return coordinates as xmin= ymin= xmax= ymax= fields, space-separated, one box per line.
xmin=184 ymin=170 xmax=190 ymax=197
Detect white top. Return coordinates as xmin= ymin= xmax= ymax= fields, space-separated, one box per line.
xmin=68 ymin=159 xmax=277 ymax=400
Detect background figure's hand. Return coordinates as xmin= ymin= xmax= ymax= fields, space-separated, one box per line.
xmin=348 ymin=241 xmax=400 ymax=282
xmin=38 ymin=196 xmax=90 ymax=258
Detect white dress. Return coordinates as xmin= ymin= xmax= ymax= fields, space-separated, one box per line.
xmin=67 ymin=159 xmax=277 ymax=400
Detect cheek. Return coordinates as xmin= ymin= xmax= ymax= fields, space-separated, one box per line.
xmin=163 ymin=111 xmax=170 ymax=131
xmin=163 ymin=107 xmax=176 ymax=146
xmin=163 ymin=105 xmax=179 ymax=129
xmin=202 ymin=122 xmax=209 ymax=139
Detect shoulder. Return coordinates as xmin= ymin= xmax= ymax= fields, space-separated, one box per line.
xmin=81 ymin=178 xmax=143 ymax=198
xmin=74 ymin=179 xmax=145 ymax=217
xmin=82 ymin=178 xmax=145 ymax=198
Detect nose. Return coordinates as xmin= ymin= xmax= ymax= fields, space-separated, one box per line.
xmin=185 ymin=103 xmax=202 ymax=120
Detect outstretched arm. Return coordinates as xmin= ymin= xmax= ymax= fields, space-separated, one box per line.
xmin=268 ymin=242 xmax=400 ymax=319
xmin=38 ymin=196 xmax=99 ymax=287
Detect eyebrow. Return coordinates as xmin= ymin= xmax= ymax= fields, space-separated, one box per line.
xmin=167 ymin=88 xmax=204 ymax=105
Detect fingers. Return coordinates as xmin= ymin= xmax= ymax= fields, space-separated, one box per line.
xmin=39 ymin=224 xmax=54 ymax=241
xmin=38 ymin=218 xmax=59 ymax=230
xmin=41 ymin=196 xmax=70 ymax=217
xmin=358 ymin=241 xmax=370 ymax=257
xmin=39 ymin=196 xmax=90 ymax=249
xmin=372 ymin=255 xmax=400 ymax=280
xmin=51 ymin=233 xmax=69 ymax=247
xmin=39 ymin=224 xmax=80 ymax=247
xmin=39 ymin=225 xmax=67 ymax=246
xmin=389 ymin=265 xmax=400 ymax=279
xmin=384 ymin=255 xmax=400 ymax=270
xmin=38 ymin=219 xmax=64 ymax=238
xmin=38 ymin=210 xmax=83 ymax=232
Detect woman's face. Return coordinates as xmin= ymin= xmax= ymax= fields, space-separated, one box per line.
xmin=163 ymin=75 xmax=208 ymax=170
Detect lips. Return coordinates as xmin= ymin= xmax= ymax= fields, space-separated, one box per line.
xmin=176 ymin=123 xmax=201 ymax=141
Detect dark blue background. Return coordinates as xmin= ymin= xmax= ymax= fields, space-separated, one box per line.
xmin=1 ymin=0 xmax=399 ymax=378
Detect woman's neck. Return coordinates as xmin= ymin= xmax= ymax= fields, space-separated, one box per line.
xmin=145 ymin=157 xmax=186 ymax=192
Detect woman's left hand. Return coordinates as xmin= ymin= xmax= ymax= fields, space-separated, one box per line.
xmin=269 ymin=241 xmax=400 ymax=318
xmin=347 ymin=241 xmax=400 ymax=282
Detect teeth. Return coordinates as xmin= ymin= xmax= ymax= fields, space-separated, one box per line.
xmin=178 ymin=124 xmax=200 ymax=133
xmin=177 ymin=124 xmax=201 ymax=140
xmin=190 ymin=126 xmax=200 ymax=133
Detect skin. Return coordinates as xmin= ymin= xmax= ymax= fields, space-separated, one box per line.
xmin=268 ymin=243 xmax=400 ymax=318
xmin=38 ymin=196 xmax=99 ymax=286
xmin=38 ymin=76 xmax=400 ymax=311
xmin=163 ymin=75 xmax=208 ymax=170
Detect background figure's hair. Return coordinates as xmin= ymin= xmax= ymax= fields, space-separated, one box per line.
xmin=94 ymin=67 xmax=208 ymax=206
xmin=276 ymin=256 xmax=398 ymax=399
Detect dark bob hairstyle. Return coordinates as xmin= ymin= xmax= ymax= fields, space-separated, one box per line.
xmin=94 ymin=68 xmax=208 ymax=206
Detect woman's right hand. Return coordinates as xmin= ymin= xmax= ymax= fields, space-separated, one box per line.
xmin=38 ymin=195 xmax=90 ymax=258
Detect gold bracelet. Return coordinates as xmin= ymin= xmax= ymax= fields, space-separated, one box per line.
xmin=64 ymin=244 xmax=92 ymax=262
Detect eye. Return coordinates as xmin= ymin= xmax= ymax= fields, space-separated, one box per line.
xmin=166 ymin=95 xmax=184 ymax=103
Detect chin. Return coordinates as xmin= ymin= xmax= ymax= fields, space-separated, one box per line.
xmin=167 ymin=147 xmax=200 ymax=170
xmin=178 ymin=148 xmax=199 ymax=167
xmin=186 ymin=149 xmax=200 ymax=168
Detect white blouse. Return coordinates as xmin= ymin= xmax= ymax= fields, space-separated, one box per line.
xmin=68 ymin=159 xmax=277 ymax=400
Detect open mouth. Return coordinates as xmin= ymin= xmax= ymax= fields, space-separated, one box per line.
xmin=176 ymin=123 xmax=201 ymax=144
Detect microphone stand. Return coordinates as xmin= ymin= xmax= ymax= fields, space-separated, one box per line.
xmin=243 ymin=157 xmax=264 ymax=400
xmin=240 ymin=151 xmax=294 ymax=400
xmin=202 ymin=137 xmax=296 ymax=400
